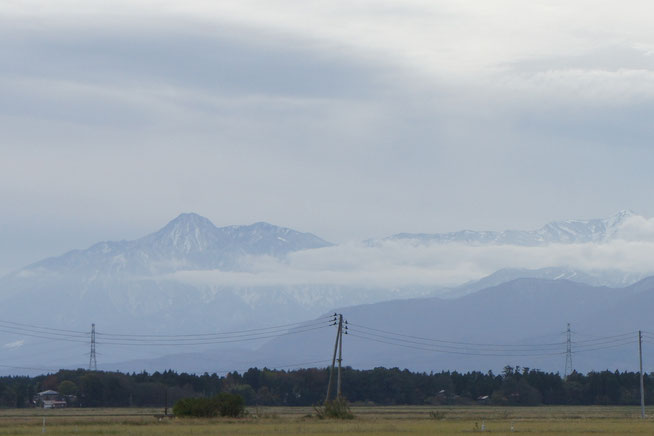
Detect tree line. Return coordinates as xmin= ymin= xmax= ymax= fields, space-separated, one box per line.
xmin=0 ymin=365 xmax=652 ymax=408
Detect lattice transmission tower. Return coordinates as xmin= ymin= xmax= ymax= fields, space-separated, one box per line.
xmin=88 ymin=323 xmax=97 ymax=371
xmin=564 ymin=322 xmax=572 ymax=378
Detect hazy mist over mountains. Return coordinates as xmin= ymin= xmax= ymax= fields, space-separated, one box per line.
xmin=1 ymin=210 xmax=654 ymax=373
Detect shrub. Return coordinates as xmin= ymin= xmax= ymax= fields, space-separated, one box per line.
xmin=173 ymin=397 xmax=217 ymax=417
xmin=215 ymin=392 xmax=245 ymax=417
xmin=314 ymin=398 xmax=354 ymax=419
xmin=173 ymin=392 xmax=245 ymax=418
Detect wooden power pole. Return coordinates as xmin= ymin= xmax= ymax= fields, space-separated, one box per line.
xmin=639 ymin=330 xmax=645 ymax=419
xmin=325 ymin=314 xmax=343 ymax=403
xmin=337 ymin=314 xmax=344 ymax=399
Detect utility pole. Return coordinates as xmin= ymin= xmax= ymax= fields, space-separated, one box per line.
xmin=336 ymin=314 xmax=344 ymax=399
xmin=88 ymin=323 xmax=97 ymax=371
xmin=325 ymin=314 xmax=342 ymax=403
xmin=564 ymin=323 xmax=572 ymax=378
xmin=639 ymin=330 xmax=645 ymax=419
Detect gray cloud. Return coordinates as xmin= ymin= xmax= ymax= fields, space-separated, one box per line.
xmin=2 ymin=1 xmax=654 ymax=273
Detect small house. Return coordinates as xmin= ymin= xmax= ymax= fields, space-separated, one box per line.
xmin=35 ymin=390 xmax=67 ymax=408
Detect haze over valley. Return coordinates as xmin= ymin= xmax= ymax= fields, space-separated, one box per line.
xmin=2 ymin=210 xmax=654 ymax=374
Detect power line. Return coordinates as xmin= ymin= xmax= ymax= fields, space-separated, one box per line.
xmin=349 ymin=330 xmax=562 ymax=353
xmin=347 ymin=331 xmax=566 ymax=357
xmin=0 ymin=314 xmax=644 ymax=375
xmin=347 ymin=327 xmax=565 ymax=353
xmin=346 ymin=324 xmax=640 ymax=358
xmin=573 ymin=330 xmax=635 ymax=341
xmin=573 ymin=336 xmax=640 ymax=349
xmin=348 ymin=322 xmax=567 ymax=348
xmin=0 ymin=328 xmax=90 ymax=343
xmin=572 ymin=340 xmax=638 ymax=354
xmin=95 ymin=315 xmax=335 ymax=339
xmin=94 ymin=324 xmax=331 ymax=346
xmin=0 ymin=324 xmax=89 ymax=339
xmin=0 ymin=316 xmax=335 ymax=345
xmin=94 ymin=320 xmax=331 ymax=343
xmin=572 ymin=332 xmax=635 ymax=343
xmin=0 ymin=319 xmax=89 ymax=335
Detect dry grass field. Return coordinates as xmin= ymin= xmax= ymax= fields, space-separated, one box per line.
xmin=1 ymin=405 xmax=654 ymax=435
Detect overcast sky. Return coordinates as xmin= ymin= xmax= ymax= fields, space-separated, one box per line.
xmin=2 ymin=1 xmax=654 ymax=274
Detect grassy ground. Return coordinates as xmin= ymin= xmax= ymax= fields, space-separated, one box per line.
xmin=1 ymin=405 xmax=654 ymax=435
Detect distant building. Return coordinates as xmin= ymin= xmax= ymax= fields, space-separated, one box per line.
xmin=34 ymin=390 xmax=67 ymax=408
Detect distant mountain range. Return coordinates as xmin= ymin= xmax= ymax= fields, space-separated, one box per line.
xmin=0 ymin=210 xmax=649 ymax=374
xmin=261 ymin=276 xmax=654 ymax=373
xmin=441 ymin=266 xmax=645 ymax=298
xmin=104 ymin=276 xmax=654 ymax=374
xmin=384 ymin=210 xmax=635 ymax=245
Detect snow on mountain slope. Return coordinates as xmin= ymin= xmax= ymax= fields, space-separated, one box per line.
xmin=386 ymin=210 xmax=636 ymax=245
xmin=17 ymin=213 xmax=332 ymax=276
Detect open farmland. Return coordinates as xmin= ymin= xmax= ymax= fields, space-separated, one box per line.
xmin=2 ymin=406 xmax=654 ymax=435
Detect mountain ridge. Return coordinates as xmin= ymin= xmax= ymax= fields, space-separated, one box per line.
xmin=249 ymin=275 xmax=654 ymax=373
xmin=5 ymin=210 xmax=644 ymax=279
xmin=13 ymin=213 xmax=332 ymax=276
xmin=101 ymin=276 xmax=654 ymax=374
xmin=385 ymin=210 xmax=637 ymax=246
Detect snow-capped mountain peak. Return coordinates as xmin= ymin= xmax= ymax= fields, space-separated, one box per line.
xmin=17 ymin=214 xmax=332 ymax=276
xmin=386 ymin=210 xmax=640 ymax=246
xmin=603 ymin=209 xmax=635 ymax=229
xmin=146 ymin=213 xmax=218 ymax=254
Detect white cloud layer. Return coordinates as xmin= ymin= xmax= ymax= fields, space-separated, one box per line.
xmin=168 ymin=215 xmax=654 ymax=290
